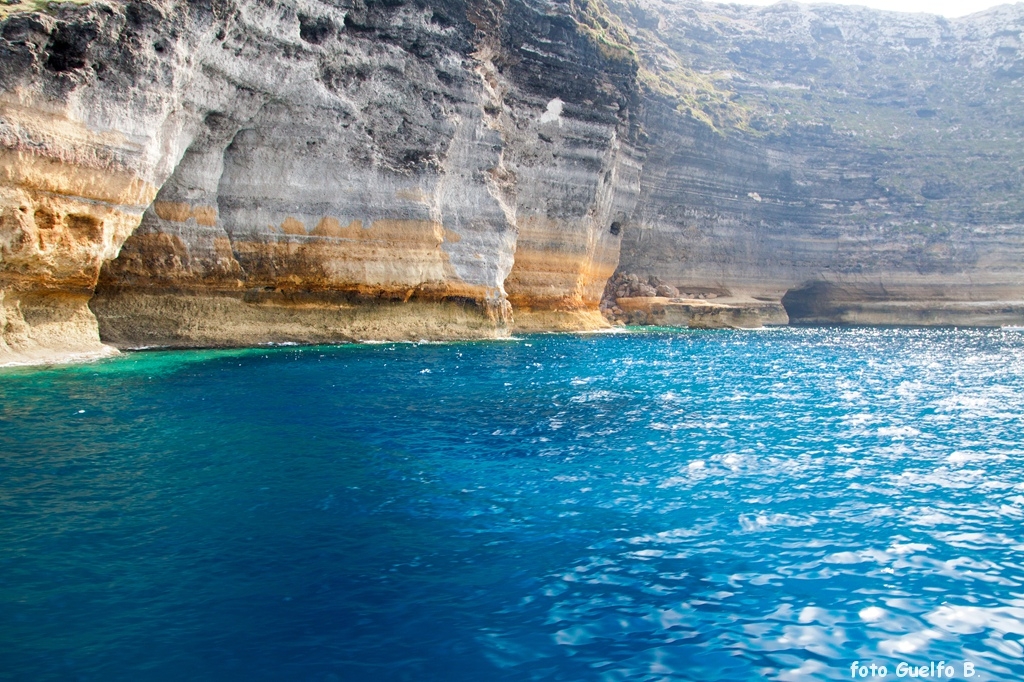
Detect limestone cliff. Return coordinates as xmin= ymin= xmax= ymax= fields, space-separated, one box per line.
xmin=616 ymin=0 xmax=1024 ymax=326
xmin=1 ymin=0 xmax=1023 ymax=364
xmin=1 ymin=0 xmax=641 ymax=362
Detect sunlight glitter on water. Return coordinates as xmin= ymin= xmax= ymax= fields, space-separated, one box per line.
xmin=2 ymin=328 xmax=1024 ymax=680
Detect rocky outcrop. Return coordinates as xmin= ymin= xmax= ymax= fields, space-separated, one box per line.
xmin=0 ymin=6 xmax=167 ymax=363
xmin=599 ymin=271 xmax=787 ymax=327
xmin=613 ymin=296 xmax=787 ymax=328
xmin=2 ymin=0 xmax=1023 ymax=364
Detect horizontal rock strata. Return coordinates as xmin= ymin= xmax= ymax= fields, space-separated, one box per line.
xmin=1 ymin=0 xmax=641 ymax=361
xmin=616 ymin=0 xmax=1024 ymax=326
xmin=2 ymin=0 xmax=1024 ymax=364
xmin=614 ymin=296 xmax=788 ymax=329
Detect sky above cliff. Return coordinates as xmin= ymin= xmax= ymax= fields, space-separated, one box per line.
xmin=738 ymin=0 xmax=1009 ymax=17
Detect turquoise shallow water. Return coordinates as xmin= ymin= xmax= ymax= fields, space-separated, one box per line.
xmin=3 ymin=328 xmax=1024 ymax=681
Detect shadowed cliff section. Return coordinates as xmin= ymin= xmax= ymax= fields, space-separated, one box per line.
xmin=782 ymin=282 xmax=1024 ymax=327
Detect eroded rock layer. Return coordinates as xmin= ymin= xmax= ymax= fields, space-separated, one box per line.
xmin=1 ymin=0 xmax=641 ymax=360
xmin=616 ymin=0 xmax=1024 ymax=325
xmin=2 ymin=0 xmax=1024 ymax=363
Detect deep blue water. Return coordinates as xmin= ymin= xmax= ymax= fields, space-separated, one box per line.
xmin=3 ymin=328 xmax=1024 ymax=681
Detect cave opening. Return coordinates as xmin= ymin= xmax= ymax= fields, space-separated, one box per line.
xmin=781 ymin=282 xmax=834 ymax=325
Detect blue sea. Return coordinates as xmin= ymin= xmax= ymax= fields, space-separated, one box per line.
xmin=3 ymin=328 xmax=1024 ymax=681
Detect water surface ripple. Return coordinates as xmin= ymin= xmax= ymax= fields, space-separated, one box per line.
xmin=2 ymin=328 xmax=1024 ymax=680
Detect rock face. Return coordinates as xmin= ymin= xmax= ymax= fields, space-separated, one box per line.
xmin=615 ymin=0 xmax=1024 ymax=325
xmin=614 ymin=295 xmax=788 ymax=328
xmin=0 ymin=0 xmax=640 ymax=361
xmin=600 ymin=271 xmax=787 ymax=328
xmin=1 ymin=0 xmax=1023 ymax=363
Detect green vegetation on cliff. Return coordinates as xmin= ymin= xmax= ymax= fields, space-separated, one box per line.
xmin=606 ymin=0 xmax=1024 ymax=214
xmin=0 ymin=0 xmax=90 ymax=19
